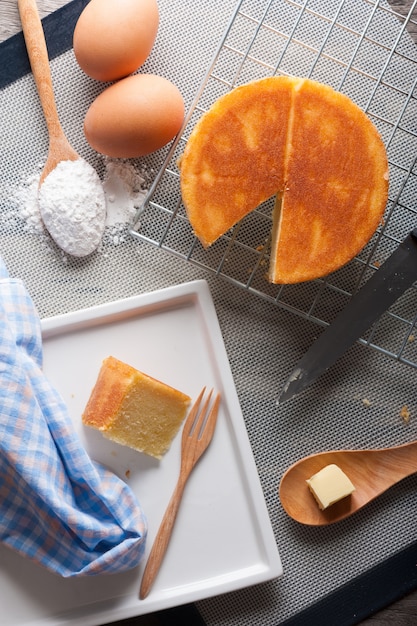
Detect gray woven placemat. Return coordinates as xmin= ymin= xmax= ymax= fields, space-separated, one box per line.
xmin=1 ymin=1 xmax=417 ymax=625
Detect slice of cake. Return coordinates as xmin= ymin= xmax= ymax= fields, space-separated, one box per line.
xmin=179 ymin=76 xmax=389 ymax=284
xmin=82 ymin=356 xmax=191 ymax=459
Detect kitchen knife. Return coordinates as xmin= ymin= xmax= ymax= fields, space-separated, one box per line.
xmin=279 ymin=227 xmax=417 ymax=403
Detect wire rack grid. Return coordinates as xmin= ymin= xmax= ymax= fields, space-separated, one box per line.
xmin=130 ymin=0 xmax=417 ymax=370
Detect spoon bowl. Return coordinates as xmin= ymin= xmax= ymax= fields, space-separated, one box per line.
xmin=279 ymin=440 xmax=417 ymax=525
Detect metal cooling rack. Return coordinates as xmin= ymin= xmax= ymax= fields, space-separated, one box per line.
xmin=131 ymin=0 xmax=417 ymax=369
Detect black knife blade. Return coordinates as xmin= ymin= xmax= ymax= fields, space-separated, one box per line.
xmin=279 ymin=228 xmax=417 ymax=403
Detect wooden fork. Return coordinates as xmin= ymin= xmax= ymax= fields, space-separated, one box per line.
xmin=139 ymin=387 xmax=221 ymax=599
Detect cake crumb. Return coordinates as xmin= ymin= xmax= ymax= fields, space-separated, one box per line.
xmin=362 ymin=398 xmax=372 ymax=407
xmin=400 ymin=405 xmax=411 ymax=423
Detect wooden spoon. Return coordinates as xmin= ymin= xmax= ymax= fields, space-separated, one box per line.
xmin=18 ymin=0 xmax=79 ymax=185
xmin=18 ymin=0 xmax=106 ymax=258
xmin=279 ymin=441 xmax=417 ymax=525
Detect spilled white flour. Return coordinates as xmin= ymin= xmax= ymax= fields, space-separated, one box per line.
xmin=39 ymin=159 xmax=106 ymax=257
xmin=13 ymin=168 xmax=44 ymax=234
xmin=12 ymin=158 xmax=149 ymax=255
xmin=103 ymin=159 xmax=147 ymax=227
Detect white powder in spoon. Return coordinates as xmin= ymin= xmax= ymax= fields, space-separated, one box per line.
xmin=14 ymin=158 xmax=150 ymax=253
xmin=38 ymin=158 xmax=106 ymax=257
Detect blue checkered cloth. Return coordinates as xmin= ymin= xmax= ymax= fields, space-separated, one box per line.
xmin=0 ymin=258 xmax=147 ymax=577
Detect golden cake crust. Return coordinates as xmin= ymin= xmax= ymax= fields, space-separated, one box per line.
xmin=82 ymin=356 xmax=136 ymax=430
xmin=179 ymin=76 xmax=389 ymax=284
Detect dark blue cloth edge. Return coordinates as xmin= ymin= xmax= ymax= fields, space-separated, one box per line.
xmin=279 ymin=539 xmax=417 ymax=626
xmin=0 ymin=0 xmax=89 ymax=90
xmin=1 ymin=0 xmax=417 ymax=624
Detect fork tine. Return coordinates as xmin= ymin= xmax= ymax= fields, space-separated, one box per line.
xmin=192 ymin=388 xmax=213 ymax=439
xmin=200 ymin=393 xmax=221 ymax=445
xmin=181 ymin=386 xmax=205 ymax=440
xmin=188 ymin=391 xmax=221 ymax=466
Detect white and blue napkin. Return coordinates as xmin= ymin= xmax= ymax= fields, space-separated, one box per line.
xmin=0 ymin=258 xmax=147 ymax=576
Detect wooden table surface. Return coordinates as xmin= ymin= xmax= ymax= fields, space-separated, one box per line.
xmin=1 ymin=0 xmax=417 ymax=624
xmin=362 ymin=593 xmax=417 ymax=626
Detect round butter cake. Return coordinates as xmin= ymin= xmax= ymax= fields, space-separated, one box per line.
xmin=179 ymin=76 xmax=389 ymax=284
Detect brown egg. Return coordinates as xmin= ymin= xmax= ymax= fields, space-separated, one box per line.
xmin=73 ymin=0 xmax=159 ymax=82
xmin=84 ymin=74 xmax=185 ymax=158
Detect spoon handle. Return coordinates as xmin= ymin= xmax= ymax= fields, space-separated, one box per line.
xmin=18 ymin=0 xmax=62 ymax=139
xmin=373 ymin=439 xmax=417 ymax=482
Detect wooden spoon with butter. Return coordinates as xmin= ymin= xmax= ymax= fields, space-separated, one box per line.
xmin=279 ymin=441 xmax=417 ymax=525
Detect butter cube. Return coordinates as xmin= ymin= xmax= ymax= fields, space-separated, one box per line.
xmin=306 ymin=464 xmax=355 ymax=510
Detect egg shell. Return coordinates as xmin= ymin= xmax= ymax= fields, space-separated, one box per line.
xmin=73 ymin=0 xmax=159 ymax=82
xmin=84 ymin=74 xmax=185 ymax=158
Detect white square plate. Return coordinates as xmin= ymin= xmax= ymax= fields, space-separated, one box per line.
xmin=1 ymin=279 xmax=282 ymax=626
